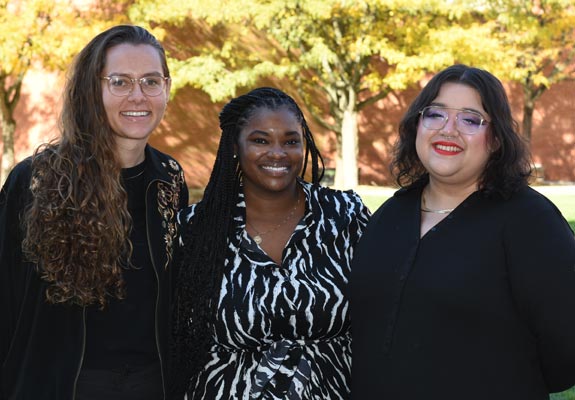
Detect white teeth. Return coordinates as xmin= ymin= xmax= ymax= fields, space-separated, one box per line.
xmin=435 ymin=144 xmax=461 ymax=152
xmin=262 ymin=166 xmax=288 ymax=172
xmin=122 ymin=111 xmax=149 ymax=117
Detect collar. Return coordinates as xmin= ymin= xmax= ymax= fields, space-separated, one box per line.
xmin=233 ymin=179 xmax=314 ymax=227
xmin=142 ymin=144 xmax=179 ymax=183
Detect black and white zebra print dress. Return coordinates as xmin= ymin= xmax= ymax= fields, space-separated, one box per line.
xmin=180 ymin=181 xmax=370 ymax=400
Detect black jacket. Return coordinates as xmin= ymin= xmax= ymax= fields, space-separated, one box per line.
xmin=0 ymin=145 xmax=188 ymax=400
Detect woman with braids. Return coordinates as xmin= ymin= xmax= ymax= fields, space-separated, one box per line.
xmin=172 ymin=87 xmax=370 ymax=399
xmin=0 ymin=25 xmax=188 ymax=400
xmin=351 ymin=65 xmax=575 ymax=399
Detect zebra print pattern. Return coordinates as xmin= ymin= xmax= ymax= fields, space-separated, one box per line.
xmin=180 ymin=181 xmax=370 ymax=399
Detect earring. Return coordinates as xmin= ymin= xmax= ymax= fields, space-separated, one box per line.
xmin=233 ymin=154 xmax=238 ymax=159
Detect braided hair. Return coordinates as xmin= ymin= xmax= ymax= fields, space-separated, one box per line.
xmin=171 ymin=87 xmax=324 ymax=396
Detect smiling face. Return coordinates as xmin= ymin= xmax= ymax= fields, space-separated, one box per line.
xmin=415 ymin=82 xmax=493 ymax=189
xmin=101 ymin=43 xmax=170 ymax=153
xmin=237 ymin=106 xmax=304 ymax=196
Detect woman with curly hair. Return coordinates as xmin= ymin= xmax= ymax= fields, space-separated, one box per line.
xmin=350 ymin=64 xmax=575 ymax=399
xmin=0 ymin=25 xmax=188 ymax=400
xmin=171 ymin=87 xmax=370 ymax=399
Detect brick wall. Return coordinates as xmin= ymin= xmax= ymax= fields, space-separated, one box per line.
xmin=6 ymin=66 xmax=575 ymax=188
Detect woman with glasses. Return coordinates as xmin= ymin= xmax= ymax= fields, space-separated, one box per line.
xmin=0 ymin=25 xmax=188 ymax=400
xmin=350 ymin=64 xmax=575 ymax=399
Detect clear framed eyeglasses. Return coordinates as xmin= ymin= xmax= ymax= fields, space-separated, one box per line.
xmin=419 ymin=106 xmax=489 ymax=135
xmin=101 ymin=75 xmax=170 ymax=97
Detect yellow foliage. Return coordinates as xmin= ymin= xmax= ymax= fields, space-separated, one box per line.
xmin=490 ymin=0 xmax=575 ymax=85
xmin=131 ymin=0 xmax=487 ymax=102
xmin=129 ymin=0 xmax=575 ymax=138
xmin=0 ymin=0 xmax=127 ymax=77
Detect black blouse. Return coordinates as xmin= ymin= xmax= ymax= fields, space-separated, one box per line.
xmin=351 ymin=185 xmax=575 ymax=400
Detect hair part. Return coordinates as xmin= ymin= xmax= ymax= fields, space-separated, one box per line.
xmin=171 ymin=87 xmax=324 ymax=395
xmin=393 ymin=64 xmax=532 ymax=197
xmin=22 ymin=25 xmax=169 ymax=308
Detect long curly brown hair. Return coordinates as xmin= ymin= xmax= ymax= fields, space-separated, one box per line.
xmin=21 ymin=25 xmax=170 ymax=308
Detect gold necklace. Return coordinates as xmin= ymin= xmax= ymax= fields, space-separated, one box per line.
xmin=246 ymin=195 xmax=301 ymax=245
xmin=421 ymin=192 xmax=454 ymax=214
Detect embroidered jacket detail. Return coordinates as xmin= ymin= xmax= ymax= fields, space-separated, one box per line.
xmin=157 ymin=163 xmax=185 ymax=270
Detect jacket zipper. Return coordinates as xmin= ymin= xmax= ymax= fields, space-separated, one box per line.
xmin=146 ymin=178 xmax=167 ymax=400
xmin=72 ymin=307 xmax=87 ymax=400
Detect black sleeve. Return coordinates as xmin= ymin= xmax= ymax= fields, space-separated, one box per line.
xmin=505 ymin=195 xmax=575 ymax=392
xmin=0 ymin=160 xmax=32 ymax=382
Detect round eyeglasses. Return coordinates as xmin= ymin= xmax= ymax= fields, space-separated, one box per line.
xmin=101 ymin=75 xmax=170 ymax=97
xmin=419 ymin=106 xmax=489 ymax=135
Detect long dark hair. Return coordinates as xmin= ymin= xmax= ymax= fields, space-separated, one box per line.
xmin=393 ymin=64 xmax=532 ymax=197
xmin=22 ymin=25 xmax=169 ymax=308
xmin=171 ymin=87 xmax=324 ymax=395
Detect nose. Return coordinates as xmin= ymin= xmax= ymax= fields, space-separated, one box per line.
xmin=127 ymin=81 xmax=146 ymax=101
xmin=267 ymin=143 xmax=287 ymax=158
xmin=440 ymin=113 xmax=458 ymax=135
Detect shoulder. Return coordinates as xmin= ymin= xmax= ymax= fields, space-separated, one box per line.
xmin=511 ymin=185 xmax=558 ymax=206
xmin=6 ymin=157 xmax=33 ymax=180
xmin=500 ymin=185 xmax=566 ymax=222
xmin=306 ymin=182 xmax=368 ymax=215
xmin=472 ymin=186 xmax=574 ymax=251
xmin=146 ymin=146 xmax=189 ymax=207
xmin=0 ymin=157 xmax=33 ymax=199
xmin=146 ymin=145 xmax=184 ymax=175
xmin=370 ymin=186 xmax=418 ymax=222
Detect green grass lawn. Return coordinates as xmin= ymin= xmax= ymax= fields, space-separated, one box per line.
xmin=357 ymin=187 xmax=575 ymax=399
xmin=360 ymin=194 xmax=389 ymax=212
xmin=553 ymin=389 xmax=575 ymax=400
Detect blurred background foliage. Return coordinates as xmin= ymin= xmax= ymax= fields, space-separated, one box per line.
xmin=1 ymin=0 xmax=574 ymax=188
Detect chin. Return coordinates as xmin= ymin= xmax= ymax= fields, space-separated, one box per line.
xmin=264 ymin=181 xmax=296 ymax=193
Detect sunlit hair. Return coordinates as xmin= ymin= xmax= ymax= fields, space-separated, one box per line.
xmin=393 ymin=64 xmax=532 ymax=198
xmin=171 ymin=87 xmax=324 ymax=396
xmin=22 ymin=25 xmax=169 ymax=308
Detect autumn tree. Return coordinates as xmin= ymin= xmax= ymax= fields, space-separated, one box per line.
xmin=130 ymin=0 xmax=497 ymax=188
xmin=0 ymin=0 xmax=126 ymax=184
xmin=485 ymin=0 xmax=575 ymax=141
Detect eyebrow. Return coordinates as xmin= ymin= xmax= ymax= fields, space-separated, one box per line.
xmin=429 ymin=102 xmax=486 ymax=115
xmin=106 ymin=71 xmax=164 ymax=77
xmin=247 ymin=129 xmax=301 ymax=136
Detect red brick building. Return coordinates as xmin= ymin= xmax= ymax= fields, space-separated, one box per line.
xmin=6 ymin=65 xmax=575 ymax=189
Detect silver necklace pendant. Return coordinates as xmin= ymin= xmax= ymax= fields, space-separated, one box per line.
xmin=421 ymin=190 xmax=454 ymax=214
xmin=421 ymin=207 xmax=453 ymax=214
xmin=246 ymin=192 xmax=301 ymax=247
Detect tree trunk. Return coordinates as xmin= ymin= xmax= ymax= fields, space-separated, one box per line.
xmin=522 ymin=94 xmax=535 ymax=143
xmin=0 ymin=76 xmax=23 ymax=186
xmin=333 ymin=109 xmax=359 ymax=189
xmin=1 ymin=118 xmax=16 ymax=185
xmin=521 ymin=82 xmax=547 ymax=144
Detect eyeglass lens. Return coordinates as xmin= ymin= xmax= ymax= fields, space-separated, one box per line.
xmin=106 ymin=76 xmax=166 ymax=97
xmin=421 ymin=106 xmax=485 ymax=134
